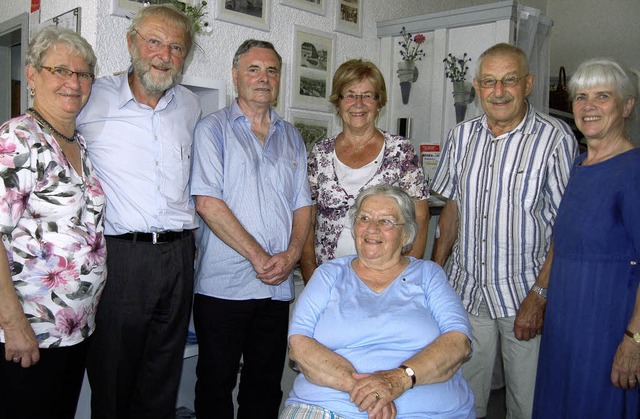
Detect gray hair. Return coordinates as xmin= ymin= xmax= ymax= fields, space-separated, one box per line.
xmin=232 ymin=39 xmax=282 ymax=69
xmin=26 ymin=26 xmax=97 ymax=72
xmin=128 ymin=3 xmax=194 ymax=57
xmin=475 ymin=43 xmax=529 ymax=79
xmin=348 ymin=184 xmax=418 ymax=254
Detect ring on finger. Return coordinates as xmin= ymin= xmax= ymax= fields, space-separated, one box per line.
xmin=373 ymin=391 xmax=380 ymax=400
xmin=12 ymin=357 xmax=20 ymax=362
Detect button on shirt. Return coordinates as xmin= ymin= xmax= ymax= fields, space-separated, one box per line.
xmin=191 ymin=101 xmax=312 ymax=301
xmin=431 ymin=103 xmax=577 ymax=318
xmin=76 ymin=72 xmax=201 ymax=235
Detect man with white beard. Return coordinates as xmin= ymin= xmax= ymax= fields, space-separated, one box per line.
xmin=77 ymin=4 xmax=201 ymax=418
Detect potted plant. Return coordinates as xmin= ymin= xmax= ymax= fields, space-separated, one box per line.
xmin=397 ymin=27 xmax=426 ymax=104
xmin=443 ymin=52 xmax=474 ymax=122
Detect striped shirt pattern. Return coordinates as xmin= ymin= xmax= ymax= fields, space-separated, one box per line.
xmin=432 ymin=103 xmax=577 ymax=318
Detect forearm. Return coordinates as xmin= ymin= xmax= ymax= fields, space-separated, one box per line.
xmin=286 ymin=206 xmax=312 ymax=261
xmin=299 ymin=207 xmax=317 ymax=284
xmin=289 ymin=334 xmax=357 ymax=392
xmin=195 ymin=195 xmax=268 ymax=265
xmin=402 ymin=331 xmax=471 ymax=387
xmin=432 ymin=200 xmax=458 ymax=266
xmin=0 ymin=239 xmax=24 ymax=330
xmin=533 ymin=242 xmax=553 ymax=288
xmin=406 ymin=199 xmax=429 ymax=259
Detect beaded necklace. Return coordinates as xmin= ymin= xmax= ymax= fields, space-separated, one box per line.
xmin=27 ymin=108 xmax=78 ymax=144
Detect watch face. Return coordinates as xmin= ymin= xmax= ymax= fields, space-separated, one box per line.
xmin=634 ymin=333 xmax=640 ymax=343
xmin=406 ymin=367 xmax=415 ymax=376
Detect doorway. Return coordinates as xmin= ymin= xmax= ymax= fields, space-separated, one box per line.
xmin=0 ymin=13 xmax=29 ymax=122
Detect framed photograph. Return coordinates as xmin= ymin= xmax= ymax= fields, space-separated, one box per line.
xmin=216 ymin=0 xmax=270 ymax=32
xmin=111 ymin=0 xmax=165 ymax=18
xmin=288 ymin=110 xmax=333 ymax=152
xmin=334 ymin=0 xmax=362 ymax=37
xmin=280 ymin=0 xmax=326 ymax=16
xmin=291 ymin=25 xmax=336 ymax=112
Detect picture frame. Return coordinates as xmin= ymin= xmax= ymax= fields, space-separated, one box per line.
xmin=216 ymin=0 xmax=270 ymax=32
xmin=334 ymin=0 xmax=362 ymax=38
xmin=291 ymin=25 xmax=336 ymax=112
xmin=111 ymin=0 xmax=168 ymax=18
xmin=280 ymin=0 xmax=326 ymax=17
xmin=288 ymin=110 xmax=333 ymax=152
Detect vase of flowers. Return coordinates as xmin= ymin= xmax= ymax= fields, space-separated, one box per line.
xmin=397 ymin=27 xmax=425 ymax=105
xmin=443 ymin=52 xmax=474 ymax=122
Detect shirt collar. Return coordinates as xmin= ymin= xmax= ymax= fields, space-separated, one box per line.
xmin=116 ymin=67 xmax=177 ymax=110
xmin=478 ymin=100 xmax=536 ymax=137
xmin=230 ymin=99 xmax=282 ymax=128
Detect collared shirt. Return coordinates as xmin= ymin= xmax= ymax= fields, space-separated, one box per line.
xmin=431 ymin=102 xmax=577 ymax=318
xmin=190 ymin=101 xmax=312 ymax=301
xmin=76 ymin=72 xmax=201 ymax=235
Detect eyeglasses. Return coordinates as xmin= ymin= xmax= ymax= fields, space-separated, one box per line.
xmin=339 ymin=93 xmax=379 ymax=103
xmin=355 ymin=215 xmax=404 ymax=231
xmin=477 ymin=74 xmax=529 ymax=89
xmin=133 ymin=29 xmax=186 ymax=57
xmin=39 ymin=66 xmax=95 ymax=84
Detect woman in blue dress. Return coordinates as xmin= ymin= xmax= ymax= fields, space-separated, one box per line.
xmin=533 ymin=58 xmax=640 ymax=418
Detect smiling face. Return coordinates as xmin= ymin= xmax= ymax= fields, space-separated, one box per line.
xmin=127 ymin=15 xmax=187 ymax=96
xmin=474 ymin=53 xmax=534 ymax=136
xmin=232 ymin=46 xmax=281 ymax=109
xmin=354 ymin=195 xmax=406 ymax=265
xmin=572 ymin=85 xmax=634 ymax=142
xmin=26 ymin=44 xmax=92 ymax=121
xmin=338 ymin=78 xmax=380 ymax=132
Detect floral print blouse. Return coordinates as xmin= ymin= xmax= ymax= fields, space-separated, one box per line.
xmin=0 ymin=114 xmax=106 ymax=348
xmin=308 ymin=130 xmax=428 ymax=265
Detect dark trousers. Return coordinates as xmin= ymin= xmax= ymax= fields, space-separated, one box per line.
xmin=193 ymin=294 xmax=289 ymax=419
xmin=87 ymin=235 xmax=195 ymax=419
xmin=0 ymin=339 xmax=89 ymax=419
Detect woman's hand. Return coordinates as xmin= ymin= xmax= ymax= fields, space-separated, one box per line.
xmin=350 ymin=370 xmax=408 ymax=418
xmin=611 ymin=337 xmax=640 ymax=389
xmin=3 ymin=316 xmax=40 ymax=368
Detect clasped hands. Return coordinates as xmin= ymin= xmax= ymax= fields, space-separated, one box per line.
xmin=348 ymin=369 xmax=409 ymax=419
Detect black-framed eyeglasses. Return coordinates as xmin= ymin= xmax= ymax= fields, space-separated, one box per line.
xmin=39 ymin=66 xmax=95 ymax=84
xmin=133 ymin=28 xmax=186 ymax=58
xmin=339 ymin=93 xmax=379 ymax=103
xmin=478 ymin=74 xmax=529 ymax=89
xmin=355 ymin=215 xmax=404 ymax=231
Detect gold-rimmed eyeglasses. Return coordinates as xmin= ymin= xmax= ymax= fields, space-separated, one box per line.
xmin=133 ymin=28 xmax=186 ymax=58
xmin=477 ymin=74 xmax=529 ymax=89
xmin=339 ymin=93 xmax=379 ymax=103
xmin=355 ymin=215 xmax=404 ymax=231
xmin=39 ymin=66 xmax=95 ymax=84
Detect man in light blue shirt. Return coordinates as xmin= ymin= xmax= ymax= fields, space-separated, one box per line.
xmin=76 ymin=5 xmax=200 ymax=418
xmin=190 ymin=39 xmax=312 ymax=419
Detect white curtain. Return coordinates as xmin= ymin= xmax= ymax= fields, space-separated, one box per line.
xmin=516 ymin=5 xmax=553 ymax=114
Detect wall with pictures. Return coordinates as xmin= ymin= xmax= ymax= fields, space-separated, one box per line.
xmin=1 ymin=0 xmax=531 ymax=136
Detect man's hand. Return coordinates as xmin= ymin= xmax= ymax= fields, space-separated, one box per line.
xmin=611 ymin=337 xmax=640 ymax=389
xmin=255 ymin=249 xmax=297 ymax=285
xmin=513 ymin=292 xmax=546 ymax=341
xmin=3 ymin=317 xmax=40 ymax=368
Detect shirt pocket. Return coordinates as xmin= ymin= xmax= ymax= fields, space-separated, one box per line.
xmin=510 ymin=168 xmax=541 ymax=207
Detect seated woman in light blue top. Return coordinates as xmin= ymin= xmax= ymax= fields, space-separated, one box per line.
xmin=281 ymin=185 xmax=474 ymax=419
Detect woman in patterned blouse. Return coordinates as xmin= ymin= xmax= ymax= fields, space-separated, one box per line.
xmin=0 ymin=27 xmax=106 ymax=418
xmin=299 ymin=59 xmax=429 ymax=283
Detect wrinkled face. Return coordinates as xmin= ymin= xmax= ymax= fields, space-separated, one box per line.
xmin=474 ymin=53 xmax=534 ymax=135
xmin=232 ymin=47 xmax=281 ymax=107
xmin=128 ymin=15 xmax=187 ymax=95
xmin=354 ymin=195 xmax=406 ymax=264
xmin=572 ymin=85 xmax=634 ymax=141
xmin=26 ymin=44 xmax=92 ymax=119
xmin=337 ymin=78 xmax=379 ymax=131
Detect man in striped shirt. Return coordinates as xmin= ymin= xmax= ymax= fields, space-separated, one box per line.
xmin=431 ymin=43 xmax=577 ymax=419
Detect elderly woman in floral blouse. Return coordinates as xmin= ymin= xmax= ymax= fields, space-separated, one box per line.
xmin=0 ymin=27 xmax=106 ymax=419
xmin=300 ymin=59 xmax=429 ymax=283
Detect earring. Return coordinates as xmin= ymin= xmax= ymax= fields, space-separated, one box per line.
xmin=28 ymin=87 xmax=35 ymax=97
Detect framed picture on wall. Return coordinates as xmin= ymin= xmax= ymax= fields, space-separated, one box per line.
xmin=216 ymin=0 xmax=271 ymax=31
xmin=291 ymin=25 xmax=335 ymax=112
xmin=280 ymin=0 xmax=326 ymax=17
xmin=111 ymin=0 xmax=171 ymax=18
xmin=288 ymin=110 xmax=333 ymax=151
xmin=334 ymin=0 xmax=362 ymax=37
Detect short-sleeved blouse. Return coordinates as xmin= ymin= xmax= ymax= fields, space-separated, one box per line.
xmin=0 ymin=114 xmax=106 ymax=348
xmin=308 ymin=130 xmax=428 ymax=265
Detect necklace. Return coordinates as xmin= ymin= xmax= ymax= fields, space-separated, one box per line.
xmin=27 ymin=108 xmax=78 ymax=144
xmin=343 ymin=132 xmax=376 ymax=154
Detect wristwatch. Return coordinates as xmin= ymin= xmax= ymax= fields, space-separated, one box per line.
xmin=625 ymin=329 xmax=640 ymax=344
xmin=531 ymin=284 xmax=547 ymax=299
xmin=399 ymin=364 xmax=416 ymax=389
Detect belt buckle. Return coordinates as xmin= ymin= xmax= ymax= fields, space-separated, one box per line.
xmin=152 ymin=232 xmax=160 ymax=245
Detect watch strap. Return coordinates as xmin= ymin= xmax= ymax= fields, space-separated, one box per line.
xmin=399 ymin=364 xmax=416 ymax=389
xmin=625 ymin=329 xmax=640 ymax=343
xmin=531 ymin=284 xmax=547 ymax=299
